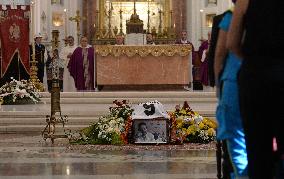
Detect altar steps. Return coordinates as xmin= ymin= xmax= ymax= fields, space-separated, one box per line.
xmin=0 ymin=91 xmax=217 ymax=134
xmin=40 ymin=91 xmax=216 ymax=104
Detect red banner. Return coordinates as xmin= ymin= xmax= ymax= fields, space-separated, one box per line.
xmin=0 ymin=5 xmax=30 ymax=77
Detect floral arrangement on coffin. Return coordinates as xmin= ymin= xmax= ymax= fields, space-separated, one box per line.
xmin=170 ymin=101 xmax=217 ymax=144
xmin=0 ymin=78 xmax=41 ymax=105
xmin=69 ymin=100 xmax=134 ymax=145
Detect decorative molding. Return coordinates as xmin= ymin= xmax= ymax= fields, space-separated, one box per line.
xmin=96 ymin=45 xmax=192 ymax=57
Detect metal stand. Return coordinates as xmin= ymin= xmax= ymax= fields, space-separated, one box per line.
xmin=42 ymin=79 xmax=68 ymax=144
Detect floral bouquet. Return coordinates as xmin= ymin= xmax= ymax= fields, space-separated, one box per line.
xmin=170 ymin=101 xmax=217 ymax=144
xmin=0 ymin=78 xmax=41 ymax=105
xmin=70 ymin=100 xmax=134 ymax=145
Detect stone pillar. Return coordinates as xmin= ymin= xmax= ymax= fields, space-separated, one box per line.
xmin=34 ymin=0 xmax=44 ymax=36
xmin=82 ymin=0 xmax=97 ymax=44
xmin=186 ymin=0 xmax=203 ymax=49
xmin=172 ymin=0 xmax=186 ymax=40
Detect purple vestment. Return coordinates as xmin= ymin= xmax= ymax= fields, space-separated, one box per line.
xmin=199 ymin=40 xmax=209 ymax=86
xmin=68 ymin=47 xmax=94 ymax=91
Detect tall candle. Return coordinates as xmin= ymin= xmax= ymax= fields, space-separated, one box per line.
xmin=31 ymin=1 xmax=35 ymax=59
xmin=200 ymin=9 xmax=204 ymax=39
xmin=64 ymin=8 xmax=67 ymax=37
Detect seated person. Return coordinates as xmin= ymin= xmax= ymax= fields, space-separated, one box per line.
xmin=146 ymin=33 xmax=155 ymax=45
xmin=115 ymin=35 xmax=124 ymax=45
xmin=46 ymin=49 xmax=64 ymax=92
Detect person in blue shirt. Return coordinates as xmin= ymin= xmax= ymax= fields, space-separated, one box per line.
xmin=214 ymin=0 xmax=248 ymax=178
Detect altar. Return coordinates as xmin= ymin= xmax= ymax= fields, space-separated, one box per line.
xmin=95 ymin=45 xmax=192 ymax=90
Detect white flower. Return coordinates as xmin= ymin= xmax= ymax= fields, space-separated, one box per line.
xmin=194 ymin=115 xmax=203 ymax=124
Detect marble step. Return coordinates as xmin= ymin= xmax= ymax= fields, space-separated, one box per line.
xmin=0 ymin=112 xmax=216 ymax=134
xmin=40 ymin=91 xmax=217 ymax=104
xmin=0 ymin=92 xmax=217 ymax=134
xmin=0 ymin=110 xmax=216 ymax=125
xmin=41 ymin=97 xmax=217 ymax=104
xmin=40 ymin=91 xmax=216 ymax=98
xmin=0 ymin=117 xmax=99 ymax=125
xmin=0 ymin=124 xmax=88 ymax=134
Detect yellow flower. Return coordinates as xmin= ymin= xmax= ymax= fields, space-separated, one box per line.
xmin=186 ymin=128 xmax=191 ymax=135
xmin=177 ymin=121 xmax=183 ymax=128
xmin=188 ymin=118 xmax=195 ymax=125
xmin=202 ymin=118 xmax=217 ymax=129
xmin=176 ymin=116 xmax=184 ymax=122
xmin=180 ymin=109 xmax=187 ymax=115
xmin=198 ymin=122 xmax=205 ymax=130
xmin=208 ymin=120 xmax=217 ymax=129
xmin=207 ymin=128 xmax=216 ymax=136
xmin=188 ymin=125 xmax=198 ymax=135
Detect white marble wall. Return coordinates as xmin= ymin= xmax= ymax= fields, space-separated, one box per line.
xmin=0 ymin=0 xmax=29 ymax=5
xmin=186 ymin=0 xmax=233 ymax=49
xmin=32 ymin=0 xmax=82 ymax=50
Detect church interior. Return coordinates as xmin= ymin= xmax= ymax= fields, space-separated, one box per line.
xmin=0 ymin=0 xmax=237 ymax=178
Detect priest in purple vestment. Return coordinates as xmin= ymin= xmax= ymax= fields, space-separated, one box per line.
xmin=68 ymin=36 xmax=94 ymax=91
xmin=199 ymin=33 xmax=210 ymax=86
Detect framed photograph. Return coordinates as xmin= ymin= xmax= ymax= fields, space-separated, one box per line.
xmin=206 ymin=0 xmax=217 ymax=7
xmin=52 ymin=12 xmax=64 ymax=27
xmin=133 ymin=118 xmax=169 ymax=144
xmin=206 ymin=14 xmax=216 ymax=28
xmin=51 ymin=0 xmax=64 ymax=6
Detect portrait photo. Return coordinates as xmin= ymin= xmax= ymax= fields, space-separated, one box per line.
xmin=133 ymin=119 xmax=169 ymax=144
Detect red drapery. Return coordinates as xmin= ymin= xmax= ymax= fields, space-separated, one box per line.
xmin=0 ymin=5 xmax=30 ymax=77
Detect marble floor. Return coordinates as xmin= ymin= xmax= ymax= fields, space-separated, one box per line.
xmin=0 ymin=134 xmax=217 ymax=179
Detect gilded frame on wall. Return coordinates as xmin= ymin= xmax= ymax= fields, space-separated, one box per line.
xmin=98 ymin=0 xmax=171 ymax=32
xmin=51 ymin=0 xmax=64 ymax=6
xmin=206 ymin=13 xmax=216 ymax=28
xmin=206 ymin=0 xmax=217 ymax=6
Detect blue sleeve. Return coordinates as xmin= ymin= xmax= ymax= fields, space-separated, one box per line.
xmin=219 ymin=12 xmax=232 ymax=32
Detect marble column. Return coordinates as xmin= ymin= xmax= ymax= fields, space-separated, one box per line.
xmin=172 ymin=0 xmax=186 ymax=40
xmin=66 ymin=0 xmax=83 ymax=45
xmin=186 ymin=0 xmax=203 ymax=49
xmin=82 ymin=0 xmax=97 ymax=44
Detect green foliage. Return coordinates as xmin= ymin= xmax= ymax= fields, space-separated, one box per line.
xmin=68 ymin=100 xmax=133 ymax=145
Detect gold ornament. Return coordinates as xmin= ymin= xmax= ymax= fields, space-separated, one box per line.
xmin=96 ymin=45 xmax=192 ymax=57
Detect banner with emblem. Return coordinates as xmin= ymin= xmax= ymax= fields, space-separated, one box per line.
xmin=0 ymin=5 xmax=30 ymax=77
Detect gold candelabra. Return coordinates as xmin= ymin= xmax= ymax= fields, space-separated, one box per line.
xmin=42 ymin=79 xmax=68 ymax=144
xmin=158 ymin=9 xmax=163 ymax=36
xmin=119 ymin=9 xmax=124 ymax=35
xmin=147 ymin=0 xmax=150 ymax=33
xmin=106 ymin=1 xmax=113 ymax=39
xmin=29 ymin=44 xmax=45 ymax=92
xmin=95 ymin=10 xmax=100 ymax=39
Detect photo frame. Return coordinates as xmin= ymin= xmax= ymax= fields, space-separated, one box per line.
xmin=206 ymin=0 xmax=217 ymax=7
xmin=52 ymin=12 xmax=64 ymax=27
xmin=133 ymin=118 xmax=170 ymax=144
xmin=206 ymin=14 xmax=216 ymax=28
xmin=51 ymin=0 xmax=64 ymax=6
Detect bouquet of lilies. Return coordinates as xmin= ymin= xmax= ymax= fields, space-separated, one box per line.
xmin=0 ymin=78 xmax=41 ymax=105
